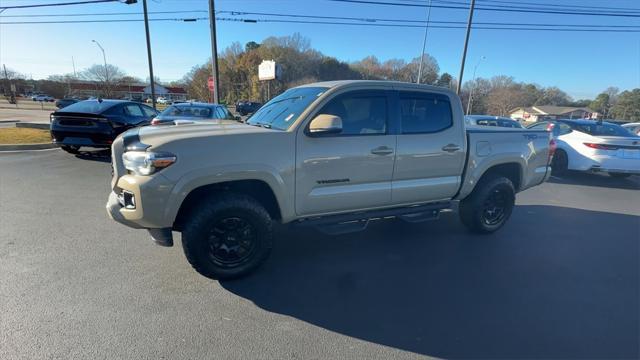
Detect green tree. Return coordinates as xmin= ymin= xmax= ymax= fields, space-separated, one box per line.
xmin=611 ymin=89 xmax=640 ymax=121
xmin=590 ymin=93 xmax=611 ymax=117
xmin=436 ymin=73 xmax=453 ymax=88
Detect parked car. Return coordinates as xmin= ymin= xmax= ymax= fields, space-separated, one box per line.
xmin=50 ymin=99 xmax=158 ymax=154
xmin=33 ymin=94 xmax=54 ymax=102
xmin=151 ymin=102 xmax=237 ymax=125
xmin=107 ymin=80 xmax=553 ymax=280
xmin=465 ymin=115 xmax=523 ymax=128
xmin=55 ymin=98 xmax=79 ymax=109
xmin=622 ymin=122 xmax=640 ymax=136
xmin=157 ymin=97 xmax=170 ymax=104
xmin=236 ymin=101 xmax=262 ymax=116
xmin=527 ymin=119 xmax=640 ymax=178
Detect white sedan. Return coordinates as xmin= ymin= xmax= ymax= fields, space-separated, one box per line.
xmin=527 ymin=119 xmax=640 ymax=178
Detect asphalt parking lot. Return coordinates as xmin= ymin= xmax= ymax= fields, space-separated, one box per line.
xmin=1 ymin=149 xmax=638 ymax=360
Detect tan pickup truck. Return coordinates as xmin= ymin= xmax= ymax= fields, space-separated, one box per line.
xmin=107 ymin=80 xmax=553 ymax=279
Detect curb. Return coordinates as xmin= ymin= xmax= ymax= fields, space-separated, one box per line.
xmin=16 ymin=123 xmax=49 ymax=130
xmin=0 ymin=143 xmax=58 ymax=151
xmin=0 ymin=120 xmax=20 ymax=124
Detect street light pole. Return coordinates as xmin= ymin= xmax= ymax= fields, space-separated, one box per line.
xmin=456 ymin=0 xmax=476 ymax=95
xmin=208 ymin=0 xmax=220 ymax=104
xmin=416 ymin=0 xmax=433 ymax=84
xmin=91 ymin=40 xmax=108 ymax=97
xmin=142 ymin=0 xmax=156 ymax=109
xmin=466 ymin=56 xmax=485 ymax=115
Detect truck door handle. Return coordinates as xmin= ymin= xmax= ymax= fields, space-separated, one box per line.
xmin=442 ymin=144 xmax=461 ymax=152
xmin=371 ymin=146 xmax=394 ymax=155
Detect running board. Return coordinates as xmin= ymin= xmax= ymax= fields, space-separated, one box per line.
xmin=293 ymin=201 xmax=451 ymax=235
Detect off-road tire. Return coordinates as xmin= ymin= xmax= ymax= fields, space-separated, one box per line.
xmin=60 ymin=145 xmax=80 ymax=154
xmin=459 ymin=175 xmax=515 ymax=234
xmin=181 ymin=193 xmax=273 ymax=280
xmin=551 ymin=149 xmax=568 ymax=175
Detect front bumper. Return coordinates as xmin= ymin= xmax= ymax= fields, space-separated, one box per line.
xmin=105 ymin=172 xmax=175 ymax=229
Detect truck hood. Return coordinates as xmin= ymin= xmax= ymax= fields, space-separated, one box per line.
xmin=137 ymin=121 xmax=275 ymax=145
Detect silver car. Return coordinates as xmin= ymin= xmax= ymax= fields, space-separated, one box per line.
xmin=151 ymin=102 xmax=236 ymax=125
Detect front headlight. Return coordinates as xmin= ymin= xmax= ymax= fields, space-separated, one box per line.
xmin=123 ymin=151 xmax=176 ymax=176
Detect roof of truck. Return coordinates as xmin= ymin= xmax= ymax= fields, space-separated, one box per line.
xmin=297 ymin=80 xmax=455 ymax=95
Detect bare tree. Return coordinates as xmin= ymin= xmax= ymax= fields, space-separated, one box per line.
xmin=81 ymin=64 xmax=126 ymax=97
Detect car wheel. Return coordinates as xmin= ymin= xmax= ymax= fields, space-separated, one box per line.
xmin=609 ymin=172 xmax=632 ymax=179
xmin=551 ymin=149 xmax=569 ymax=175
xmin=459 ymin=175 xmax=515 ymax=234
xmin=60 ymin=145 xmax=80 ymax=154
xmin=181 ymin=193 xmax=273 ymax=280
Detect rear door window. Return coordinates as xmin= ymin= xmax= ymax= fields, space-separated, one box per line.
xmin=399 ymin=92 xmax=453 ymax=134
xmin=124 ymin=104 xmax=144 ymax=117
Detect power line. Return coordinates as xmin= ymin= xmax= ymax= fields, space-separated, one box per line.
xmin=0 ymin=0 xmax=120 ymax=10
xmin=220 ymin=10 xmax=640 ymax=28
xmin=329 ymin=0 xmax=640 ymax=18
xmin=2 ymin=16 xmax=640 ymax=33
xmin=0 ymin=10 xmax=208 ymax=17
xmin=7 ymin=9 xmax=637 ymax=29
xmin=475 ymin=0 xmax=640 ymax=12
xmin=429 ymin=0 xmax=639 ymax=14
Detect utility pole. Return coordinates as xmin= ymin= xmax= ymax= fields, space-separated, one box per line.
xmin=456 ymin=0 xmax=476 ymax=95
xmin=142 ymin=0 xmax=156 ymax=109
xmin=208 ymin=0 xmax=220 ymax=104
xmin=416 ymin=0 xmax=433 ymax=84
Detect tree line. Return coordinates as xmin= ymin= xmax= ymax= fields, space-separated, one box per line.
xmin=2 ymin=33 xmax=638 ymax=121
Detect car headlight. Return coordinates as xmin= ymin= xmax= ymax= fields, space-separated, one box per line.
xmin=122 ymin=151 xmax=176 ymax=176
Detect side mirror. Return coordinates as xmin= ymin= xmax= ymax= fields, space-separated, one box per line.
xmin=309 ymin=114 xmax=342 ymax=135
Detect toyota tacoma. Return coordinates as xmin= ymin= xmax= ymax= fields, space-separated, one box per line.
xmin=107 ymin=80 xmax=553 ymax=279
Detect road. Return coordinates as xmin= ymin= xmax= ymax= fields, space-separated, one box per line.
xmin=1 ymin=149 xmax=638 ymax=360
xmin=0 ymin=108 xmax=51 ymax=124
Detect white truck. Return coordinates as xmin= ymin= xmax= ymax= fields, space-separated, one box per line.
xmin=107 ymin=80 xmax=553 ymax=279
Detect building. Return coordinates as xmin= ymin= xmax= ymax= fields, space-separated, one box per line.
xmin=69 ymin=81 xmax=187 ymax=101
xmin=510 ymin=106 xmax=596 ymax=123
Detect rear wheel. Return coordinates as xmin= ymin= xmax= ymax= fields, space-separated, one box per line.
xmin=609 ymin=172 xmax=632 ymax=179
xmin=60 ymin=145 xmax=80 ymax=154
xmin=181 ymin=193 xmax=273 ymax=280
xmin=551 ymin=149 xmax=568 ymax=175
xmin=459 ymin=175 xmax=515 ymax=234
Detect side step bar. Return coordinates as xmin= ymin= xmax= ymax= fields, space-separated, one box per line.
xmin=293 ymin=201 xmax=452 ymax=235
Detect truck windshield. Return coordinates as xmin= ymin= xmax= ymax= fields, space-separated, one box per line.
xmin=247 ymin=86 xmax=328 ymax=130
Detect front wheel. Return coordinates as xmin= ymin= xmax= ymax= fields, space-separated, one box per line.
xmin=459 ymin=176 xmax=516 ymax=234
xmin=181 ymin=193 xmax=273 ymax=280
xmin=609 ymin=172 xmax=632 ymax=179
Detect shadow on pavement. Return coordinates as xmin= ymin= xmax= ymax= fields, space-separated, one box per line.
xmin=548 ymin=171 xmax=639 ymax=190
xmin=221 ymin=205 xmax=639 ymax=359
xmin=74 ymin=149 xmax=111 ymax=163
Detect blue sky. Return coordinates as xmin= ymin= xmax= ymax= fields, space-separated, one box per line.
xmin=1 ymin=0 xmax=639 ymax=99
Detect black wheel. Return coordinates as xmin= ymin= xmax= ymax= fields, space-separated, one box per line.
xmin=60 ymin=145 xmax=80 ymax=154
xmin=609 ymin=172 xmax=631 ymax=179
xmin=459 ymin=175 xmax=515 ymax=234
xmin=181 ymin=193 xmax=273 ymax=280
xmin=551 ymin=149 xmax=568 ymax=175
